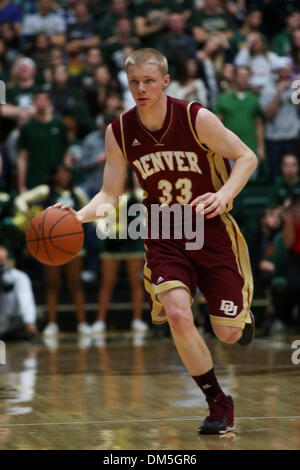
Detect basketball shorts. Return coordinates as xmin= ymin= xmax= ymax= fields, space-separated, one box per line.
xmin=143 ymin=213 xmax=253 ymax=329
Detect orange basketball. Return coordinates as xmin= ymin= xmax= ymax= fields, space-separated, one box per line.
xmin=26 ymin=207 xmax=84 ymax=265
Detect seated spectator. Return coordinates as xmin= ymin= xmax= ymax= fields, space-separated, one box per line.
xmin=260 ymin=57 xmax=300 ymax=182
xmin=117 ymin=45 xmax=138 ymax=110
xmin=290 ymin=28 xmax=300 ymax=79
xmin=21 ymin=0 xmax=66 ymax=50
xmin=156 ymin=12 xmax=197 ymax=78
xmin=269 ymin=154 xmax=300 ymax=208
xmin=0 ymin=244 xmax=38 ymax=338
xmin=134 ymin=0 xmax=173 ymax=48
xmin=102 ymin=18 xmax=141 ymax=75
xmin=42 ymin=45 xmax=65 ymax=84
xmin=97 ymin=0 xmax=132 ymax=42
xmin=103 ymin=92 xmax=124 ymax=116
xmin=66 ymin=0 xmax=100 ymax=55
xmin=272 ymin=10 xmax=300 ymax=57
xmin=0 ymin=0 xmax=22 ymax=35
xmin=191 ymin=0 xmax=236 ymax=48
xmin=215 ymin=66 xmax=265 ymax=164
xmin=17 ymin=90 xmax=71 ymax=193
xmin=167 ymin=58 xmax=208 ymax=106
xmin=234 ymin=32 xmax=279 ymax=91
xmin=229 ymin=8 xmax=263 ymax=59
xmin=14 ymin=164 xmax=91 ymax=338
xmin=49 ymin=64 xmax=94 ymax=137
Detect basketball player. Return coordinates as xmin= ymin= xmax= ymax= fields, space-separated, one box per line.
xmin=54 ymin=48 xmax=256 ymax=434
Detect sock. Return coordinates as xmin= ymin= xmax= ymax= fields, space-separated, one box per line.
xmin=192 ymin=367 xmax=226 ymax=402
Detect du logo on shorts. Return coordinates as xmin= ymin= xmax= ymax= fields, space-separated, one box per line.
xmin=220 ymin=300 xmax=238 ymax=316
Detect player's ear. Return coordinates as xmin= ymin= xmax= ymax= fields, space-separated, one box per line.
xmin=162 ymin=74 xmax=171 ymax=90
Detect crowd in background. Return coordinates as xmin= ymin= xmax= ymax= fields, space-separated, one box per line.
xmin=0 ymin=0 xmax=300 ymax=339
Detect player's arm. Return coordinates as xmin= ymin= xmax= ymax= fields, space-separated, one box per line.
xmin=191 ymin=108 xmax=257 ymax=218
xmin=54 ymin=125 xmax=127 ymax=223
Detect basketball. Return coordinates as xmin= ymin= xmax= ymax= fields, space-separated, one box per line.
xmin=26 ymin=207 xmax=84 ymax=265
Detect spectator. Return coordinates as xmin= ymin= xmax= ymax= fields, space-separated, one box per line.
xmin=97 ymin=0 xmax=131 ymax=42
xmin=191 ymin=0 xmax=236 ymax=48
xmin=92 ymin=170 xmax=148 ymax=335
xmin=49 ymin=64 xmax=94 ymax=137
xmin=71 ymin=47 xmax=104 ymax=88
xmin=74 ymin=113 xmax=114 ymax=199
xmin=234 ymin=32 xmax=279 ymax=91
xmin=29 ymin=33 xmax=51 ymax=74
xmin=272 ymin=10 xmax=300 ymax=57
xmin=290 ymin=28 xmax=300 ymax=78
xmin=102 ymin=18 xmax=141 ymax=74
xmin=215 ymin=66 xmax=265 ymax=164
xmin=269 ymin=153 xmax=300 ymax=208
xmin=260 ymin=56 xmax=300 ymax=182
xmin=229 ymin=8 xmax=263 ymax=59
xmin=42 ymin=45 xmax=65 ymax=84
xmin=85 ymin=64 xmax=120 ymax=118
xmin=21 ymin=0 xmax=66 ymax=50
xmin=17 ymin=90 xmax=71 ymax=193
xmin=66 ymin=0 xmax=99 ymax=55
xmin=0 ymin=244 xmax=38 ymax=338
xmin=117 ymin=45 xmax=138 ymax=110
xmin=14 ymin=164 xmax=91 ymax=338
xmin=156 ymin=12 xmax=197 ymax=78
xmin=219 ymin=62 xmax=235 ymax=92
xmin=167 ymin=58 xmax=208 ymax=106
xmin=0 ymin=0 xmax=22 ymax=35
xmin=0 ymin=21 xmax=21 ymax=73
xmin=134 ymin=0 xmax=173 ymax=48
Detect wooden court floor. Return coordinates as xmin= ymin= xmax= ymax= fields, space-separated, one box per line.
xmin=0 ymin=331 xmax=299 ymax=450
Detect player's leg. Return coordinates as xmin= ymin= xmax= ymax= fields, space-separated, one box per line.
xmin=159 ymin=286 xmax=234 ymax=434
xmin=66 ymin=255 xmax=87 ymax=328
xmin=125 ymin=258 xmax=148 ymax=331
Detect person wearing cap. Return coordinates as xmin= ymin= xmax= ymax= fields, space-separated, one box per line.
xmin=260 ymin=56 xmax=300 ymax=182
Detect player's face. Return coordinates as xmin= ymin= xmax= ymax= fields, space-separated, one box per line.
xmin=127 ymin=64 xmax=170 ymax=110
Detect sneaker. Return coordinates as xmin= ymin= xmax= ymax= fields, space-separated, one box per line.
xmin=91 ymin=320 xmax=106 ymax=334
xmin=131 ymin=319 xmax=148 ymax=332
xmin=43 ymin=322 xmax=59 ymax=338
xmin=198 ymin=394 xmax=234 ymax=434
xmin=77 ymin=322 xmax=92 ymax=336
xmin=238 ymin=311 xmax=255 ymax=346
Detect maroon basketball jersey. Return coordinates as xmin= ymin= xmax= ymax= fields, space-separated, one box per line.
xmin=111 ymin=95 xmax=232 ymax=212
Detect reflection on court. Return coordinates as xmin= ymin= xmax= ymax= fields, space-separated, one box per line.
xmin=0 ymin=332 xmax=299 ymax=450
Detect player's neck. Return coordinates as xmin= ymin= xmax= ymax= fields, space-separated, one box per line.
xmin=137 ymin=94 xmax=168 ymax=132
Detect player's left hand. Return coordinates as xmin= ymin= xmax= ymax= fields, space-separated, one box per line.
xmin=190 ymin=192 xmax=227 ymax=219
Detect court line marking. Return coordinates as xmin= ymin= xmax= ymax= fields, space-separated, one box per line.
xmin=0 ymin=416 xmax=300 ymax=428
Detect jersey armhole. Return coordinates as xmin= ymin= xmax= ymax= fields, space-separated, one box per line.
xmin=111 ymin=115 xmax=128 ymax=163
xmin=186 ymin=101 xmax=210 ymax=152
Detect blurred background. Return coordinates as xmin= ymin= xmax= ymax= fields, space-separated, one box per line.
xmin=0 ymin=0 xmax=300 ymax=342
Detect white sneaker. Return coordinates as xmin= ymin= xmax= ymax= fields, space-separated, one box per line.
xmin=131 ymin=319 xmax=148 ymax=332
xmin=77 ymin=322 xmax=92 ymax=336
xmin=43 ymin=322 xmax=59 ymax=338
xmin=91 ymin=320 xmax=106 ymax=334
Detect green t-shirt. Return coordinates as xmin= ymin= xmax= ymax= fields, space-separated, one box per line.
xmin=6 ymin=84 xmax=39 ymax=107
xmin=272 ymin=29 xmax=292 ymax=56
xmin=214 ymin=91 xmax=261 ymax=153
xmin=269 ymin=176 xmax=300 ymax=207
xmin=18 ymin=117 xmax=68 ymax=188
xmin=191 ymin=10 xmax=235 ymax=34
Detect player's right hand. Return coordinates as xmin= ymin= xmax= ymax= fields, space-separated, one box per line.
xmin=50 ymin=203 xmax=83 ymax=223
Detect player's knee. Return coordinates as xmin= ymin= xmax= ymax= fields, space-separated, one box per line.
xmin=166 ymin=307 xmax=194 ymax=331
xmin=159 ymin=288 xmax=193 ymax=331
xmin=213 ymin=325 xmax=242 ymax=344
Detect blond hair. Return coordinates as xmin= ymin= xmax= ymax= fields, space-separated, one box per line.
xmin=125 ymin=48 xmax=168 ymax=76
